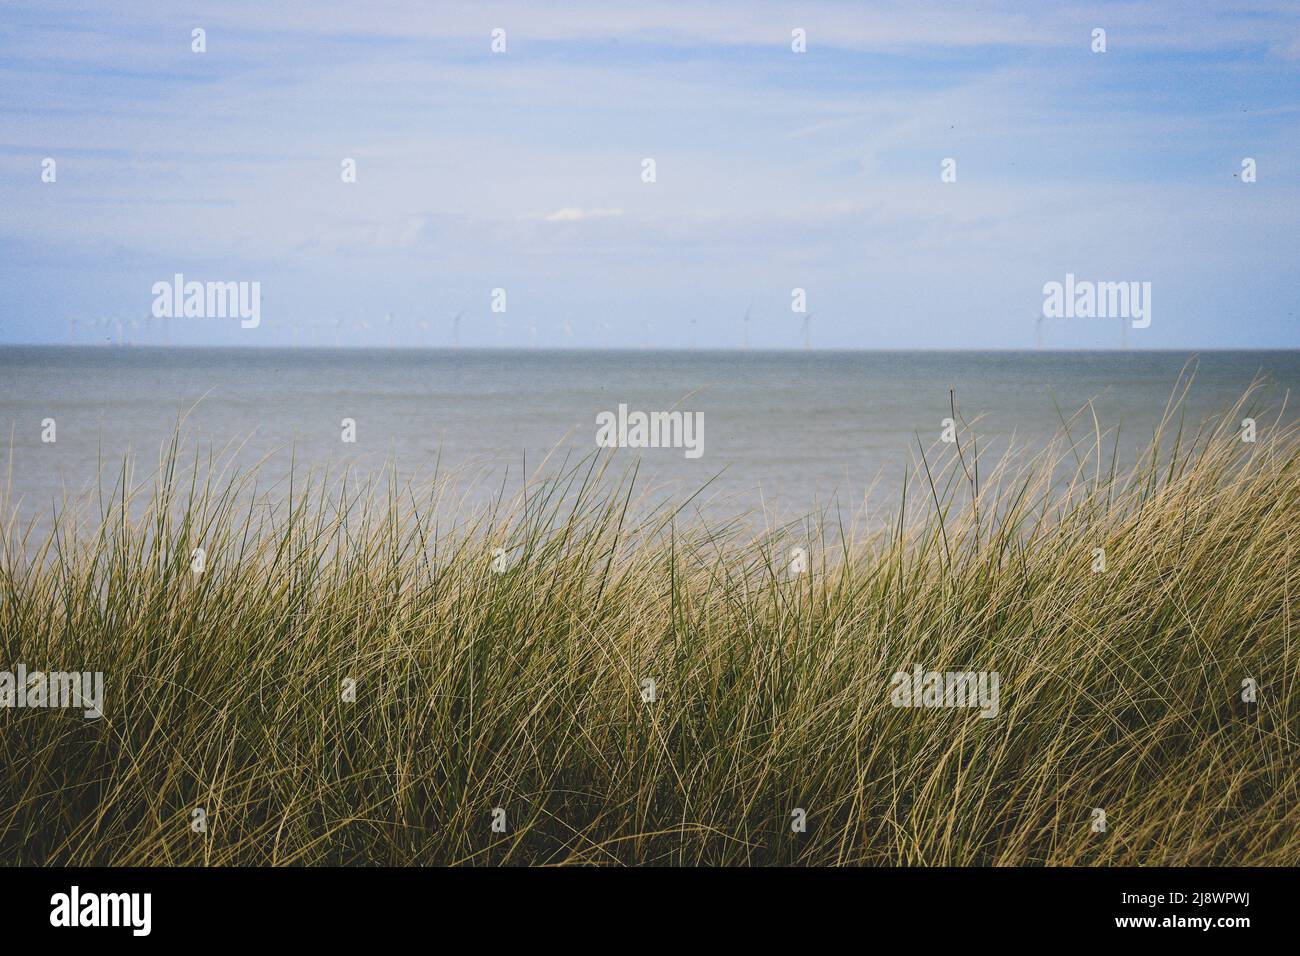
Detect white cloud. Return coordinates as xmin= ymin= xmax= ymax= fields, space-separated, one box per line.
xmin=543 ymin=207 xmax=625 ymax=222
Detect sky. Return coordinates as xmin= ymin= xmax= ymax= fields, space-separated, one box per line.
xmin=0 ymin=0 xmax=1297 ymax=350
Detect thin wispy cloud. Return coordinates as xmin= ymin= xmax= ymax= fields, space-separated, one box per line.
xmin=542 ymin=207 xmax=625 ymax=222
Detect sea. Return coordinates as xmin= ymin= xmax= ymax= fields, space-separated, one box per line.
xmin=1 ymin=347 xmax=1297 ymax=531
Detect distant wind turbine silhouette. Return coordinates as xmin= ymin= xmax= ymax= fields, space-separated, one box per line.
xmin=452 ymin=310 xmax=464 ymax=349
xmin=742 ymin=303 xmax=752 ymax=350
xmin=800 ymin=313 xmax=812 ymax=350
xmin=1035 ymin=314 xmax=1044 ymax=350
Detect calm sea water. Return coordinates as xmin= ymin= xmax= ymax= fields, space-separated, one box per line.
xmin=2 ymin=347 xmax=1297 ymax=528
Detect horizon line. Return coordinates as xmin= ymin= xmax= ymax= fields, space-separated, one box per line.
xmin=4 ymin=343 xmax=1297 ymax=355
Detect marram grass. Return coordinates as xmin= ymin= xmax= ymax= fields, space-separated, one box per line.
xmin=1 ymin=377 xmax=1297 ymax=866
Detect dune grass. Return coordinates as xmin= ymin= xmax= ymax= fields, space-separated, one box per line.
xmin=1 ymin=373 xmax=1297 ymax=865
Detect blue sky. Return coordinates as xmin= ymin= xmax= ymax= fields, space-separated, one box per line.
xmin=1 ymin=0 xmax=1297 ymax=349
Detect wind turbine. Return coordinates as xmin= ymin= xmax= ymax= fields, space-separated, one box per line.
xmin=384 ymin=312 xmax=396 ymax=348
xmin=800 ymin=313 xmax=812 ymax=350
xmin=641 ymin=320 xmax=653 ymax=350
xmin=742 ymin=303 xmax=752 ymax=350
xmin=1035 ymin=314 xmax=1044 ymax=350
xmin=452 ymin=310 xmax=464 ymax=349
xmin=527 ymin=318 xmax=538 ymax=350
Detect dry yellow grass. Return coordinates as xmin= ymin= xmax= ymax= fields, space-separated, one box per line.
xmin=1 ymin=374 xmax=1296 ymax=865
